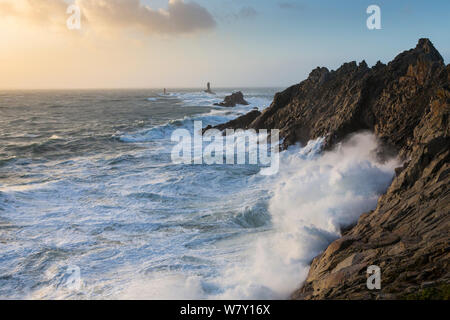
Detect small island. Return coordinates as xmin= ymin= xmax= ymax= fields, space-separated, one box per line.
xmin=214 ymin=91 xmax=249 ymax=107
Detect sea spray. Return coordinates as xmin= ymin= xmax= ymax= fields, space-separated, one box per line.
xmin=170 ymin=121 xmax=280 ymax=175
xmin=216 ymin=133 xmax=399 ymax=299
xmin=1 ymin=90 xmax=399 ymax=300
xmin=118 ymin=132 xmax=399 ymax=299
xmin=0 ymin=89 xmax=279 ymax=300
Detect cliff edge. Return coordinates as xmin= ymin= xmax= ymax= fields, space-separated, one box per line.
xmin=238 ymin=39 xmax=449 ymax=299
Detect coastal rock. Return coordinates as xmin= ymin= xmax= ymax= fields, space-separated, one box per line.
xmin=214 ymin=91 xmax=249 ymax=107
xmin=203 ymin=109 xmax=261 ymax=133
xmin=249 ymin=38 xmax=446 ymax=153
xmin=212 ymin=39 xmax=449 ymax=299
xmin=285 ymin=39 xmax=449 ymax=300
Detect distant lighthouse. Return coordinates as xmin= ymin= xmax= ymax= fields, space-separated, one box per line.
xmin=205 ymin=82 xmax=215 ymax=94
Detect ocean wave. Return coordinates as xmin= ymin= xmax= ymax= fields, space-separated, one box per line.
xmin=232 ymin=201 xmax=271 ymax=229
xmin=0 ymin=157 xmax=16 ymax=168
xmin=152 ymin=91 xmax=272 ymax=109
xmin=119 ymin=90 xmax=272 ymax=144
xmin=127 ymin=192 xmax=177 ymax=203
xmin=118 ymin=119 xmax=187 ymax=143
xmin=106 ymin=154 xmax=138 ymax=166
xmin=1 ymin=88 xmax=355 ymax=300
xmin=209 ymin=133 xmax=399 ymax=299
xmin=118 ymin=113 xmax=231 ymax=143
xmin=115 ymin=133 xmax=398 ymax=300
xmin=166 ymin=92 xmax=222 ymax=107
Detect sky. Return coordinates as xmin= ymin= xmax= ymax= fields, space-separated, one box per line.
xmin=0 ymin=0 xmax=449 ymax=89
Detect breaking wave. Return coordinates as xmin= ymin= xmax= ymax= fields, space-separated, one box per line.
xmin=1 ymin=89 xmax=398 ymax=300
xmin=117 ymin=132 xmax=399 ymax=299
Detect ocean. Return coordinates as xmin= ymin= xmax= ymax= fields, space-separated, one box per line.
xmin=0 ymin=88 xmax=398 ymax=299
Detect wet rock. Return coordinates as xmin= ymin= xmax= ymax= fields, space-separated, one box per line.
xmin=207 ymin=40 xmax=449 ymax=299
xmin=287 ymin=39 xmax=450 ymax=299
xmin=202 ymin=110 xmax=261 ymax=134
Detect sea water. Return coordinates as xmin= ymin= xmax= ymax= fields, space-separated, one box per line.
xmin=0 ymin=88 xmax=398 ymax=299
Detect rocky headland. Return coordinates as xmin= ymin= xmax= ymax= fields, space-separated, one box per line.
xmin=202 ymin=109 xmax=261 ymax=134
xmin=209 ymin=39 xmax=450 ymax=299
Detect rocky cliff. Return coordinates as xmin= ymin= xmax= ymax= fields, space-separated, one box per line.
xmin=277 ymin=39 xmax=449 ymax=299
xmin=212 ymin=39 xmax=449 ymax=299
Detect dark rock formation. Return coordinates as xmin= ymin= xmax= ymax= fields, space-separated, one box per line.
xmin=249 ymin=39 xmax=447 ymax=155
xmin=203 ymin=109 xmax=261 ymax=134
xmin=214 ymin=91 xmax=249 ymax=107
xmin=284 ymin=39 xmax=449 ymax=299
xmin=213 ymin=39 xmax=449 ymax=299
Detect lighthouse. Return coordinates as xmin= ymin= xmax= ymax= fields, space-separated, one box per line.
xmin=205 ymin=82 xmax=215 ymax=94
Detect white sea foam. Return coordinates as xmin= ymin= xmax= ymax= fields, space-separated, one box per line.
xmin=151 ymin=91 xmax=272 ymax=110
xmin=116 ymin=132 xmax=399 ymax=299
xmin=3 ymin=89 xmax=398 ymax=300
xmin=119 ymin=92 xmax=272 ymax=144
xmin=213 ymin=133 xmax=398 ymax=299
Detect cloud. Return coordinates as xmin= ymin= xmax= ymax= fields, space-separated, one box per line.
xmin=0 ymin=0 xmax=68 ymax=27
xmin=0 ymin=0 xmax=216 ymax=34
xmin=79 ymin=0 xmax=216 ymax=34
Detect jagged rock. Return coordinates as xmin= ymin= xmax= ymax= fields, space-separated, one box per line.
xmin=249 ymin=38 xmax=446 ymax=153
xmin=210 ymin=38 xmax=449 ymax=299
xmin=214 ymin=91 xmax=249 ymax=107
xmin=202 ymin=110 xmax=261 ymax=134
xmin=278 ymin=38 xmax=449 ymax=300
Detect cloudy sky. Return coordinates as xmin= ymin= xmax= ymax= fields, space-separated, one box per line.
xmin=1 ymin=0 xmax=449 ymax=89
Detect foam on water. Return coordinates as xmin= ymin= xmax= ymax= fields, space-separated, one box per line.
xmin=115 ymin=133 xmax=399 ymax=300
xmin=214 ymin=133 xmax=398 ymax=299
xmin=155 ymin=90 xmax=272 ymax=109
xmin=118 ymin=91 xmax=271 ymax=144
xmin=0 ymin=89 xmax=398 ymax=300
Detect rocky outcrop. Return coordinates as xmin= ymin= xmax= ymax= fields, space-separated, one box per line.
xmin=214 ymin=91 xmax=249 ymax=107
xmin=293 ymin=123 xmax=449 ymax=299
xmin=249 ymin=39 xmax=447 ymax=154
xmin=213 ymin=39 xmax=449 ymax=299
xmin=280 ymin=39 xmax=449 ymax=299
xmin=203 ymin=109 xmax=261 ymax=133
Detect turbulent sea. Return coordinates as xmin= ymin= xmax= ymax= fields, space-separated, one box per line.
xmin=0 ymin=89 xmax=398 ymax=299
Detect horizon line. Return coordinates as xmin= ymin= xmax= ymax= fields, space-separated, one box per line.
xmin=0 ymin=86 xmax=286 ymax=91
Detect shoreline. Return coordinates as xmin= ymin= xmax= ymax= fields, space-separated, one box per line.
xmin=206 ymin=38 xmax=450 ymax=299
